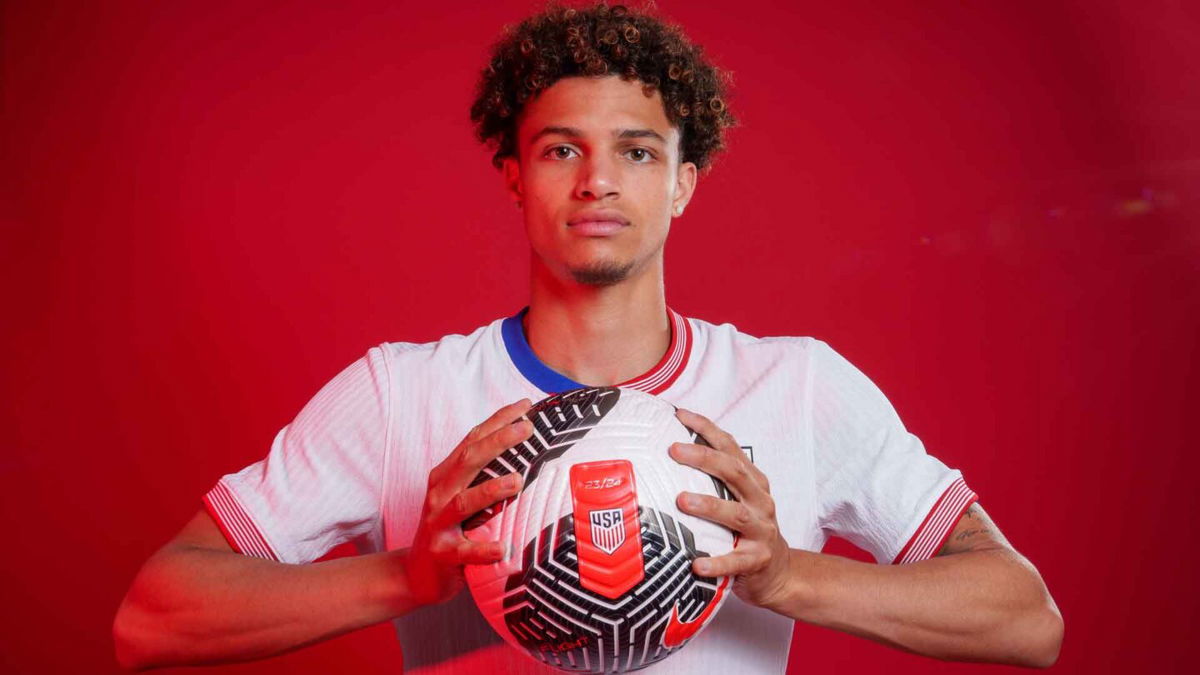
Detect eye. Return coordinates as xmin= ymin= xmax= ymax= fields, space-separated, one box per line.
xmin=624 ymin=147 xmax=655 ymax=163
xmin=544 ymin=145 xmax=578 ymax=160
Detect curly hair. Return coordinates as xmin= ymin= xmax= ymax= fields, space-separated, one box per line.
xmin=470 ymin=2 xmax=735 ymax=171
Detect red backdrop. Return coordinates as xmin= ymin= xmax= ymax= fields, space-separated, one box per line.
xmin=3 ymin=1 xmax=1197 ymax=672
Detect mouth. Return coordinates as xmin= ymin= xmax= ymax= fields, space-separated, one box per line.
xmin=567 ymin=211 xmax=630 ymax=236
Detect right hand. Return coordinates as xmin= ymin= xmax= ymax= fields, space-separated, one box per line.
xmin=401 ymin=398 xmax=534 ymax=608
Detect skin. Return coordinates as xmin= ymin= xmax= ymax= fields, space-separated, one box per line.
xmin=503 ymin=75 xmax=695 ymax=387
xmin=505 ymin=75 xmax=694 ymax=289
xmin=112 ymin=74 xmax=1063 ymax=669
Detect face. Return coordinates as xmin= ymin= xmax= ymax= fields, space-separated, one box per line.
xmin=503 ymin=76 xmax=697 ymax=286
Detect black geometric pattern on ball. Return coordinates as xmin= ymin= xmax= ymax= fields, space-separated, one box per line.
xmin=463 ymin=387 xmax=622 ymax=530
xmin=499 ymin=506 xmax=721 ymax=673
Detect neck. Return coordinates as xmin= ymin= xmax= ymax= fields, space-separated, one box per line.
xmin=525 ymin=257 xmax=670 ymax=386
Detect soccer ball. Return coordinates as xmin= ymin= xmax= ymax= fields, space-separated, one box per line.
xmin=463 ymin=387 xmax=737 ymax=673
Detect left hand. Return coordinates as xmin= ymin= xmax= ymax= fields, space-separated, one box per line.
xmin=670 ymin=408 xmax=793 ymax=612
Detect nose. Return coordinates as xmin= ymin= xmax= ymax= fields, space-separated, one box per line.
xmin=574 ymin=153 xmax=620 ymax=201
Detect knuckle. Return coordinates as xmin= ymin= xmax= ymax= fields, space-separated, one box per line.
xmin=420 ymin=515 xmax=438 ymax=534
xmin=450 ymin=491 xmax=469 ymax=517
xmin=500 ymin=423 xmax=523 ymax=446
xmin=456 ymin=447 xmax=478 ymax=471
xmin=489 ymin=476 xmax=513 ymax=499
xmin=762 ymin=494 xmax=777 ymax=518
xmin=483 ymin=479 xmax=501 ymax=499
xmin=427 ymin=537 xmax=450 ymax=557
xmin=733 ymin=461 xmax=751 ymax=481
xmin=735 ymin=505 xmax=753 ymax=527
xmin=425 ymin=488 xmax=445 ymax=509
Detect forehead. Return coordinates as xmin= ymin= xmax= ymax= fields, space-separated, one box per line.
xmin=517 ymin=76 xmax=678 ymax=145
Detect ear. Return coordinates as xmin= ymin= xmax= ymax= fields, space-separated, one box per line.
xmin=502 ymin=157 xmax=523 ymax=207
xmin=671 ymin=161 xmax=698 ymax=218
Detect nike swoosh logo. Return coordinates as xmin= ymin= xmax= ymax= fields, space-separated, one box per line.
xmin=662 ymin=572 xmax=732 ymax=648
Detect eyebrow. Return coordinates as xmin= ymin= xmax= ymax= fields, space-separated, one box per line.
xmin=528 ymin=126 xmax=668 ymax=145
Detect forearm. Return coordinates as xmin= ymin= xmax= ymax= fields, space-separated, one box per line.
xmin=113 ymin=546 xmax=419 ymax=670
xmin=773 ymin=547 xmax=1062 ymax=667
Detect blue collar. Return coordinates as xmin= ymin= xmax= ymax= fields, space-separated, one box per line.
xmin=502 ymin=308 xmax=584 ymax=394
xmin=501 ymin=306 xmax=692 ymax=395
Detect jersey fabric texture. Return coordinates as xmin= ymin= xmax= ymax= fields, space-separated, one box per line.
xmin=204 ymin=310 xmax=977 ymax=674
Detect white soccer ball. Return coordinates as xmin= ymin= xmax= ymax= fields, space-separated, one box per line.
xmin=463 ymin=387 xmax=736 ymax=673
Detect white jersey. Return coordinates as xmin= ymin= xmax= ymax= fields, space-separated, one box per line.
xmin=205 ymin=309 xmax=976 ymax=674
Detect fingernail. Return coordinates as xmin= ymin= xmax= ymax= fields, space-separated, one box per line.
xmin=682 ymin=493 xmax=700 ymax=508
xmin=694 ymin=558 xmax=710 ymax=574
xmin=505 ymin=473 xmax=522 ymax=488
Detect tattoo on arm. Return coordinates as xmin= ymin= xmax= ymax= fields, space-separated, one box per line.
xmin=935 ymin=503 xmax=1011 ymax=556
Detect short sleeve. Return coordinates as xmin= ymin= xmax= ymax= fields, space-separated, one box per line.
xmin=811 ymin=340 xmax=977 ymax=564
xmin=203 ymin=346 xmax=392 ymax=564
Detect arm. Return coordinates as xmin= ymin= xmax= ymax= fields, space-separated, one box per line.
xmin=774 ymin=505 xmax=1063 ymax=667
xmin=113 ymin=399 xmax=534 ymax=670
xmin=113 ymin=510 xmax=413 ymax=669
xmin=671 ymin=409 xmax=1063 ymax=669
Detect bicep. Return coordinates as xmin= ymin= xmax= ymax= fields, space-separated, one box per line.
xmin=935 ymin=503 xmax=1013 ymax=556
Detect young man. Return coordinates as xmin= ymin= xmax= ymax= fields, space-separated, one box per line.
xmin=114 ymin=4 xmax=1062 ymax=672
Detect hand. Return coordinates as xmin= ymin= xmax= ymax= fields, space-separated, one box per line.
xmin=670 ymin=409 xmax=793 ymax=612
xmin=401 ymin=399 xmax=534 ymax=608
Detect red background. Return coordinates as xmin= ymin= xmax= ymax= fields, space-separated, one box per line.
xmin=3 ymin=1 xmax=1197 ymax=672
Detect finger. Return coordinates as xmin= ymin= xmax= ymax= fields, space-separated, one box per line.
xmin=459 ymin=417 xmax=534 ymax=477
xmin=432 ymin=399 xmax=532 ymax=486
xmin=676 ymin=408 xmax=739 ymax=451
xmin=691 ymin=550 xmax=753 ymax=577
xmin=670 ymin=442 xmax=766 ymax=505
xmin=452 ymin=539 xmax=509 ymax=565
xmin=467 ymin=398 xmax=533 ymax=443
xmin=676 ymin=409 xmax=770 ymax=493
xmin=436 ymin=473 xmax=524 ymax=529
xmin=677 ymin=491 xmax=768 ymax=537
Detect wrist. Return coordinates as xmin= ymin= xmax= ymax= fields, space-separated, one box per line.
xmin=765 ymin=548 xmax=818 ymax=620
xmin=381 ymin=548 xmax=423 ymax=616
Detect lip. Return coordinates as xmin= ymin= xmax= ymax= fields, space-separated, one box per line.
xmin=567 ymin=210 xmax=630 ymax=236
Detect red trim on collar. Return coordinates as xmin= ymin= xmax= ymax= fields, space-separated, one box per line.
xmin=618 ymin=309 xmax=692 ymax=395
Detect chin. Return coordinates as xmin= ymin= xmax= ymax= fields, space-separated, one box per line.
xmin=567 ymin=260 xmax=637 ymax=286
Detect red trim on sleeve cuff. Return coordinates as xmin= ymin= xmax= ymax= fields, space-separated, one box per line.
xmin=891 ymin=477 xmax=978 ymax=564
xmin=203 ymin=481 xmax=280 ymax=561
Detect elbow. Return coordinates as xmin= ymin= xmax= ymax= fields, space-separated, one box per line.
xmin=1033 ymin=606 xmax=1064 ymax=668
xmin=1015 ymin=600 xmax=1064 ymax=669
xmin=113 ymin=586 xmax=175 ymax=671
xmin=113 ymin=603 xmax=152 ymax=671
